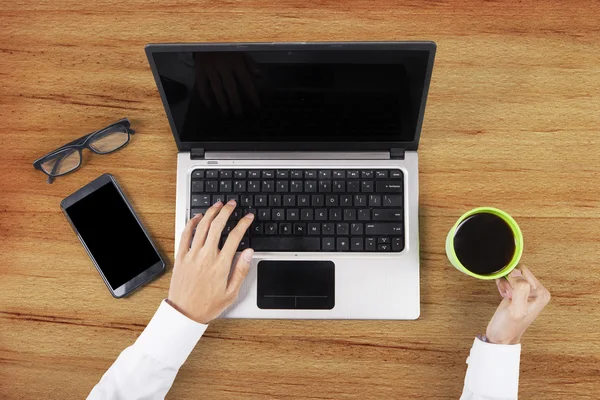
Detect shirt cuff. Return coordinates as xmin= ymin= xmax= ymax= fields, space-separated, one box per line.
xmin=135 ymin=300 xmax=208 ymax=369
xmin=464 ymin=337 xmax=521 ymax=398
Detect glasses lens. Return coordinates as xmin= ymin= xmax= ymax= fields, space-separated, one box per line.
xmin=89 ymin=126 xmax=129 ymax=154
xmin=41 ymin=148 xmax=81 ymax=176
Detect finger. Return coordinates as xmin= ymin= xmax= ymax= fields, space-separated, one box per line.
xmin=204 ymin=199 xmax=237 ymax=249
xmin=519 ymin=265 xmax=540 ymax=291
xmin=227 ymin=248 xmax=254 ymax=294
xmin=496 ymin=278 xmax=513 ymax=299
xmin=177 ymin=213 xmax=203 ymax=259
xmin=205 ymin=66 xmax=229 ymax=115
xmin=506 ymin=269 xmax=531 ymax=318
xmin=220 ymin=70 xmax=243 ymax=116
xmin=235 ymin=65 xmax=261 ymax=108
xmin=220 ymin=213 xmax=255 ymax=257
xmin=191 ymin=201 xmax=223 ymax=252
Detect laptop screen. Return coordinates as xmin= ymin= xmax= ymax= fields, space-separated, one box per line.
xmin=149 ymin=45 xmax=434 ymax=150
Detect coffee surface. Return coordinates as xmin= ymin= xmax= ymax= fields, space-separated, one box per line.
xmin=453 ymin=213 xmax=516 ymax=275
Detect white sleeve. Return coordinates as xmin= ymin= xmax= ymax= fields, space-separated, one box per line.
xmin=87 ymin=300 xmax=208 ymax=400
xmin=460 ymin=337 xmax=521 ymax=400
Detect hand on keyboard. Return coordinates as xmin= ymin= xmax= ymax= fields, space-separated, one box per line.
xmin=168 ymin=200 xmax=255 ymax=324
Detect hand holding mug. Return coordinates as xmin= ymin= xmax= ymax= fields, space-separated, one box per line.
xmin=485 ymin=266 xmax=551 ymax=344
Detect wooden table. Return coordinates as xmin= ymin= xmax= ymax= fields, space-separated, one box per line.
xmin=2 ymin=1 xmax=599 ymax=398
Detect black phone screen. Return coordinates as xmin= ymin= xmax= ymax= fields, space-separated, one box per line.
xmin=65 ymin=181 xmax=161 ymax=289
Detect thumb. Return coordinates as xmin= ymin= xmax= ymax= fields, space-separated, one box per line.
xmin=227 ymin=248 xmax=254 ymax=295
xmin=505 ymin=269 xmax=531 ymax=318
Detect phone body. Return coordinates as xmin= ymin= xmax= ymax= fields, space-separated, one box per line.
xmin=61 ymin=173 xmax=165 ymax=298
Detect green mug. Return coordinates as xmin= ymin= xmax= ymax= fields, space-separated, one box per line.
xmin=445 ymin=207 xmax=523 ymax=280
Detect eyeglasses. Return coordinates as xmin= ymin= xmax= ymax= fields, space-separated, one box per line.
xmin=33 ymin=118 xmax=135 ymax=184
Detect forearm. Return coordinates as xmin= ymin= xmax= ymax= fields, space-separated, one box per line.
xmin=87 ymin=301 xmax=208 ymax=400
xmin=460 ymin=337 xmax=521 ymax=400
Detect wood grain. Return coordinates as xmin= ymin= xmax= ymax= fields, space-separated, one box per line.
xmin=1 ymin=1 xmax=600 ymax=398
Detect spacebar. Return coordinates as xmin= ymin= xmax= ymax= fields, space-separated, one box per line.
xmin=251 ymin=237 xmax=321 ymax=251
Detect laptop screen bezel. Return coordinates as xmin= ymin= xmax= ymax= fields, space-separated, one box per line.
xmin=145 ymin=41 xmax=436 ymax=152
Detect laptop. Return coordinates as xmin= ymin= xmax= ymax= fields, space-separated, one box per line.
xmin=145 ymin=42 xmax=436 ymax=319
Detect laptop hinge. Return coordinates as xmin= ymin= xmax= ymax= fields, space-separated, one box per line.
xmin=190 ymin=148 xmax=205 ymax=159
xmin=390 ymin=148 xmax=405 ymax=160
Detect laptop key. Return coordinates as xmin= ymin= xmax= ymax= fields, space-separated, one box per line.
xmin=238 ymin=236 xmax=249 ymax=250
xmin=290 ymin=181 xmax=303 ymax=192
xmin=276 ymin=170 xmax=289 ymax=178
xmin=244 ymin=208 xmax=257 ymax=217
xmin=192 ymin=181 xmax=204 ymax=193
xmin=305 ymin=170 xmax=317 ymax=179
xmin=361 ymin=181 xmax=374 ymax=192
xmin=322 ymin=223 xmax=334 ymax=235
xmin=315 ymin=209 xmax=327 ymax=220
xmin=265 ymin=222 xmax=278 ymax=235
xmin=192 ymin=170 xmax=204 ymax=179
xmin=258 ymin=209 xmax=270 ymax=221
xmin=220 ymin=170 xmax=232 ymax=178
xmin=241 ymin=194 xmax=253 ymax=206
xmin=373 ymin=209 xmax=403 ymax=221
xmin=262 ymin=170 xmax=275 ymax=178
xmin=368 ymin=195 xmax=381 ymax=206
xmin=190 ymin=208 xmax=208 ymax=218
xmin=283 ymin=195 xmax=295 ymax=206
xmin=276 ymin=181 xmax=289 ymax=192
xmin=336 ymin=237 xmax=349 ymax=251
xmin=351 ymin=223 xmax=363 ymax=235
xmin=365 ymin=223 xmax=403 ymax=235
xmin=358 ymin=209 xmax=371 ymax=221
xmin=301 ymin=209 xmax=314 ymax=220
xmin=319 ymin=180 xmax=331 ymax=192
xmin=192 ymin=194 xmax=211 ymax=207
xmin=376 ymin=170 xmax=388 ymax=178
xmin=329 ymin=209 xmax=342 ymax=220
xmin=294 ymin=223 xmax=306 ymax=235
xmin=347 ymin=170 xmax=359 ymax=179
xmin=226 ymin=194 xmax=239 ymax=203
xmin=287 ymin=209 xmax=299 ymax=220
xmin=206 ymin=181 xmax=218 ymax=192
xmin=291 ymin=170 xmax=303 ymax=178
xmin=351 ymin=238 xmax=364 ymax=251
xmin=322 ymin=237 xmax=335 ymax=251
xmin=319 ymin=170 xmax=331 ymax=179
xmin=383 ymin=195 xmax=403 ymax=207
xmin=312 ymin=195 xmax=324 ymax=206
xmin=305 ymin=180 xmax=317 ymax=192
xmin=361 ymin=170 xmax=374 ymax=178
xmin=262 ymin=180 xmax=275 ymax=192
xmin=376 ymin=181 xmax=403 ymax=193
xmin=347 ymin=181 xmax=359 ymax=192
xmin=212 ymin=194 xmax=225 ymax=203
xmin=230 ymin=208 xmax=242 ymax=220
xmin=365 ymin=237 xmax=376 ymax=251
xmin=343 ymin=209 xmax=356 ymax=221
xmin=220 ymin=180 xmax=232 ymax=192
xmin=234 ymin=181 xmax=246 ymax=192
xmin=252 ymin=237 xmax=321 ymax=251
xmin=336 ymin=223 xmax=349 ymax=235
xmin=308 ymin=223 xmax=320 ymax=235
xmin=333 ymin=181 xmax=345 ymax=192
xmin=248 ymin=181 xmax=260 ymax=192
xmin=272 ymin=209 xmax=285 ymax=221
xmin=341 ymin=195 xmax=353 ymax=206
xmin=390 ymin=170 xmax=403 ymax=178
xmin=234 ymin=170 xmax=246 ymax=178
xmin=378 ymin=237 xmax=390 ymax=244
xmin=298 ymin=194 xmax=310 ymax=206
xmin=378 ymin=244 xmax=391 ymax=251
xmin=279 ymin=223 xmax=292 ymax=235
xmin=326 ymin=195 xmax=338 ymax=206
xmin=248 ymin=170 xmax=260 ymax=178
xmin=254 ymin=195 xmax=267 ymax=206
xmin=392 ymin=237 xmax=404 ymax=252
xmin=206 ymin=170 xmax=218 ymax=178
xmin=269 ymin=194 xmax=281 ymax=206
xmin=252 ymin=223 xmax=264 ymax=235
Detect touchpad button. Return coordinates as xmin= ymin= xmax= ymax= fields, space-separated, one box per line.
xmin=257 ymin=260 xmax=334 ymax=310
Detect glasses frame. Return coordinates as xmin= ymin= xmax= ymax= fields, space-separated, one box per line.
xmin=33 ymin=118 xmax=135 ymax=184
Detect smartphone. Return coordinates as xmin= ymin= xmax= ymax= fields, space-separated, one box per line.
xmin=61 ymin=173 xmax=165 ymax=298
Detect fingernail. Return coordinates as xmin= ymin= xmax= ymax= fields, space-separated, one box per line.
xmin=242 ymin=249 xmax=254 ymax=262
xmin=244 ymin=213 xmax=254 ymax=219
xmin=510 ymin=269 xmax=522 ymax=278
xmin=213 ymin=200 xmax=222 ymax=207
xmin=227 ymin=199 xmax=236 ymax=206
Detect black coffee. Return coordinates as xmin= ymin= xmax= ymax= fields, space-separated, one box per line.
xmin=453 ymin=213 xmax=516 ymax=275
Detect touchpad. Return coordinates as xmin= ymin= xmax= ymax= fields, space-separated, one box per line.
xmin=257 ymin=261 xmax=334 ymax=310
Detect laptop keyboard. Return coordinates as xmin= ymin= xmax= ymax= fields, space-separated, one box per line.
xmin=190 ymin=169 xmax=404 ymax=252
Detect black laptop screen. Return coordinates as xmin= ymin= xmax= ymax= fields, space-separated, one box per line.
xmin=151 ymin=48 xmax=432 ymax=145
